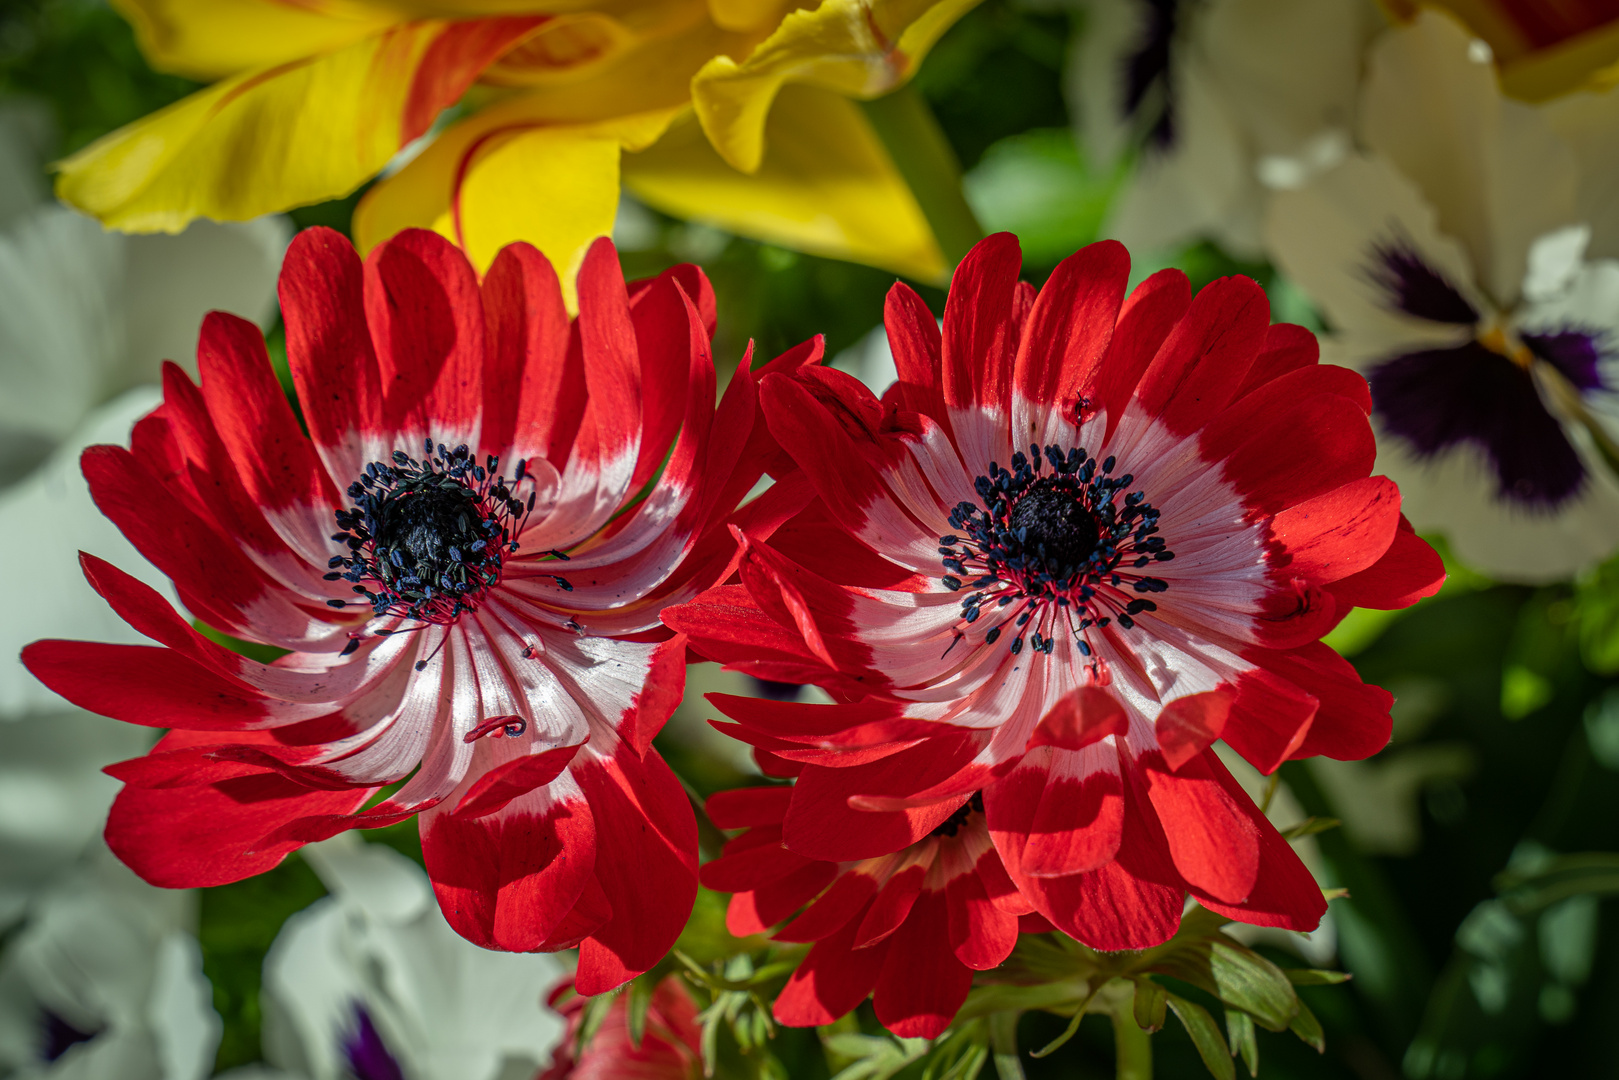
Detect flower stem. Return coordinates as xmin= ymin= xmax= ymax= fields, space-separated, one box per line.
xmin=860 ymin=84 xmax=984 ymax=273
xmin=1111 ymin=1007 xmax=1153 ymax=1080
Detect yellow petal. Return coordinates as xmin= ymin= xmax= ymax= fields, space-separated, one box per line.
xmin=54 ymin=16 xmax=555 ymax=233
xmin=354 ymin=97 xmax=678 ymax=308
xmin=1382 ymin=0 xmax=1619 ymax=100
xmin=1498 ymin=19 xmax=1619 ymax=100
xmin=475 ymin=7 xmax=769 ymax=123
xmin=111 ymin=0 xmax=400 ymax=79
xmin=705 ymin=0 xmax=791 ymax=32
xmin=690 ymin=0 xmax=981 ymax=173
xmin=624 ymin=83 xmax=946 ymax=282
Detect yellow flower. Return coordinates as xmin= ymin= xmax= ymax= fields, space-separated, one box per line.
xmin=61 ymin=0 xmax=980 ymax=302
xmin=1381 ymin=0 xmax=1619 ymax=100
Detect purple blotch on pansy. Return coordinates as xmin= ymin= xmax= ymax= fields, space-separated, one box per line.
xmin=1367 ymin=239 xmax=1479 ymax=325
xmin=1121 ymin=0 xmax=1179 ymax=150
xmin=1523 ymin=328 xmax=1608 ymax=392
xmin=342 ymin=1003 xmax=405 ymax=1080
xmin=1369 ymin=340 xmax=1586 ymax=507
xmin=41 ymin=1009 xmax=98 ymax=1062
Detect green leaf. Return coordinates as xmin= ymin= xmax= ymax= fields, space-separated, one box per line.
xmin=988 ymin=1010 xmax=1025 ymax=1080
xmin=1165 ymin=992 xmax=1236 ymax=1080
xmin=1131 ymin=978 xmax=1167 ymax=1032
xmin=1028 ymin=1006 xmax=1086 ymax=1059
xmin=1288 ymin=998 xmax=1326 ymax=1053
xmin=1163 ymin=937 xmax=1298 ymax=1031
xmin=826 ymin=1035 xmax=931 ymax=1080
xmin=1494 ymin=851 xmax=1619 ymax=913
xmin=1280 ymin=816 xmax=1341 ymax=840
xmin=1283 ymin=969 xmax=1352 ymax=986
xmin=1225 ymin=1009 xmax=1258 ymax=1078
xmin=626 ymin=972 xmax=654 ymax=1050
xmin=1574 ymin=557 xmax=1619 ymax=674
xmin=576 ymin=992 xmax=616 ymax=1060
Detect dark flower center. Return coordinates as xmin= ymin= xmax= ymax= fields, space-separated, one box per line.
xmin=938 ymin=442 xmax=1173 ymax=664
xmin=929 ymin=792 xmax=984 ymax=839
xmin=1006 ymin=478 xmax=1103 ymax=574
xmin=326 ymin=440 xmax=552 ymax=657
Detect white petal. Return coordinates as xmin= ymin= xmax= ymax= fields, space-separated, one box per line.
xmin=1068 ymin=0 xmax=1155 ymax=169
xmin=1359 ymin=10 xmax=1576 ymax=304
xmin=0 ymin=851 xmax=216 ymax=1079
xmin=0 ymin=208 xmax=124 ymax=458
xmin=262 ymin=840 xmax=566 ymax=1080
xmin=1521 ymin=224 xmax=1592 ymax=303
xmin=1376 ymin=425 xmax=1619 ymax=581
xmin=0 ymin=101 xmax=51 ymax=230
xmin=147 ymin=933 xmax=223 ymax=1080
xmin=1106 ymin=52 xmax=1251 ymax=256
xmin=1265 ymin=152 xmax=1484 ymax=369
xmin=301 ymin=836 xmax=432 ymax=924
xmin=1542 ymin=81 xmax=1619 ymax=261
xmin=0 ymin=710 xmax=153 ymax=908
xmin=0 ymin=387 xmax=174 ymax=719
xmin=1196 ymin=0 xmax=1374 ymax=159
xmin=119 ymin=217 xmax=289 ymax=384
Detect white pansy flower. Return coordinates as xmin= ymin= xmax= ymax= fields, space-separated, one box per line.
xmin=1063 ymin=0 xmax=1380 ymax=258
xmin=1266 ymin=11 xmax=1619 ymax=581
xmin=227 ymin=838 xmax=564 ymax=1080
xmin=0 ymin=104 xmax=288 ymax=718
xmin=0 ymin=845 xmax=219 ymax=1080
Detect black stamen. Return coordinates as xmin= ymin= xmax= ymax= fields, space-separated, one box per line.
xmin=929 ymin=791 xmax=985 ymax=838
xmin=326 ymin=444 xmax=537 ymax=653
xmin=936 ymin=441 xmax=1174 ymax=657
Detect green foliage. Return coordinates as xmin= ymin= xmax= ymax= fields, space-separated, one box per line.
xmin=0 ymin=0 xmax=198 ymax=157
xmin=1572 ymin=551 xmax=1619 ymax=675
xmin=197 ymin=854 xmax=327 ymax=1073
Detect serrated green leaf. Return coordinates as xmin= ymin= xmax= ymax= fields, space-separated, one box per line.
xmin=823 ymin=1034 xmax=897 ymax=1058
xmin=1206 ymin=940 xmax=1299 ymax=1030
xmin=1150 ymin=934 xmax=1298 ymax=1031
xmin=1166 ymin=992 xmax=1236 ymax=1080
xmin=1283 ymin=968 xmax=1351 ymax=986
xmin=1132 ymin=978 xmax=1167 ymax=1032
xmin=1226 ymin=1009 xmax=1258 ymax=1077
xmin=626 ymin=973 xmax=654 ymax=1049
xmin=1288 ymin=998 xmax=1326 ymax=1053
xmin=576 ymin=992 xmax=616 ymax=1059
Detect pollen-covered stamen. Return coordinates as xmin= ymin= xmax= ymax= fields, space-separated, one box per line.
xmin=462 ymin=714 xmax=528 ymax=743
xmin=325 ymin=440 xmax=541 ymax=641
xmin=928 ymin=791 xmax=984 ymax=839
xmin=939 ymin=442 xmax=1174 ymax=659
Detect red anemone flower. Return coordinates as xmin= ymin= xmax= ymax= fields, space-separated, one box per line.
xmin=702 ymin=783 xmax=1049 ymax=1038
xmin=668 ymin=234 xmax=1445 ymax=949
xmin=541 ymin=975 xmax=702 ymax=1080
xmin=22 ymin=226 xmax=793 ymax=993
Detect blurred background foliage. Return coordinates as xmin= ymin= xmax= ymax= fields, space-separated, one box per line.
xmin=4 ymin=1 xmax=1618 ymax=1078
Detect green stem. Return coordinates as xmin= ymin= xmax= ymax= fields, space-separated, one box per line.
xmin=988 ymin=1012 xmax=1026 ymax=1080
xmin=860 ymin=84 xmax=985 ymax=273
xmin=1111 ymin=1007 xmax=1153 ymax=1080
xmin=1279 ymin=760 xmax=1433 ymax=1045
